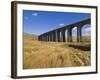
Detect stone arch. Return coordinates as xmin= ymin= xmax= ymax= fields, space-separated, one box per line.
xmin=65 ymin=29 xmax=68 ymax=42
xmin=81 ymin=24 xmax=91 ymax=42
xmin=72 ymin=27 xmax=77 ymax=42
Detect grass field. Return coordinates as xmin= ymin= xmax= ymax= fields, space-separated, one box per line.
xmin=23 ymin=37 xmax=91 ymax=69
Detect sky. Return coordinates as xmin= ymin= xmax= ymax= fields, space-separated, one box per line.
xmin=23 ymin=10 xmax=91 ymax=36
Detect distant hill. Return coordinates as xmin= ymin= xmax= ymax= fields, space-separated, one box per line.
xmin=71 ymin=35 xmax=91 ymax=42
xmin=82 ymin=35 xmax=91 ymax=42
xmin=24 ymin=32 xmax=38 ymax=41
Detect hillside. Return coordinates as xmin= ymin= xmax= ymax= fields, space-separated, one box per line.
xmin=23 ymin=33 xmax=91 ymax=69
xmin=71 ymin=35 xmax=91 ymax=42
xmin=23 ymin=40 xmax=91 ymax=69
xmin=24 ymin=32 xmax=38 ymax=41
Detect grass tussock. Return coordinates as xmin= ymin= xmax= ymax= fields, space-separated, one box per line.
xmin=23 ymin=39 xmax=91 ymax=69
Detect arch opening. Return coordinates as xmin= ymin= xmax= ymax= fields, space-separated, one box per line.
xmin=72 ymin=27 xmax=77 ymax=42
xmin=81 ymin=24 xmax=91 ymax=42
xmin=65 ymin=30 xmax=68 ymax=42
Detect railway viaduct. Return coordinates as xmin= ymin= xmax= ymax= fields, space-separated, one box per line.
xmin=38 ymin=18 xmax=90 ymax=42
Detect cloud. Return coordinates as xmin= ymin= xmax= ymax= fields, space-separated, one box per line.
xmin=59 ymin=23 xmax=64 ymax=26
xmin=83 ymin=27 xmax=91 ymax=35
xmin=72 ymin=27 xmax=77 ymax=31
xmin=32 ymin=13 xmax=38 ymax=16
xmin=85 ymin=27 xmax=91 ymax=32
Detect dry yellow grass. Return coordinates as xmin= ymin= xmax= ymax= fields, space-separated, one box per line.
xmin=23 ymin=39 xmax=91 ymax=69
